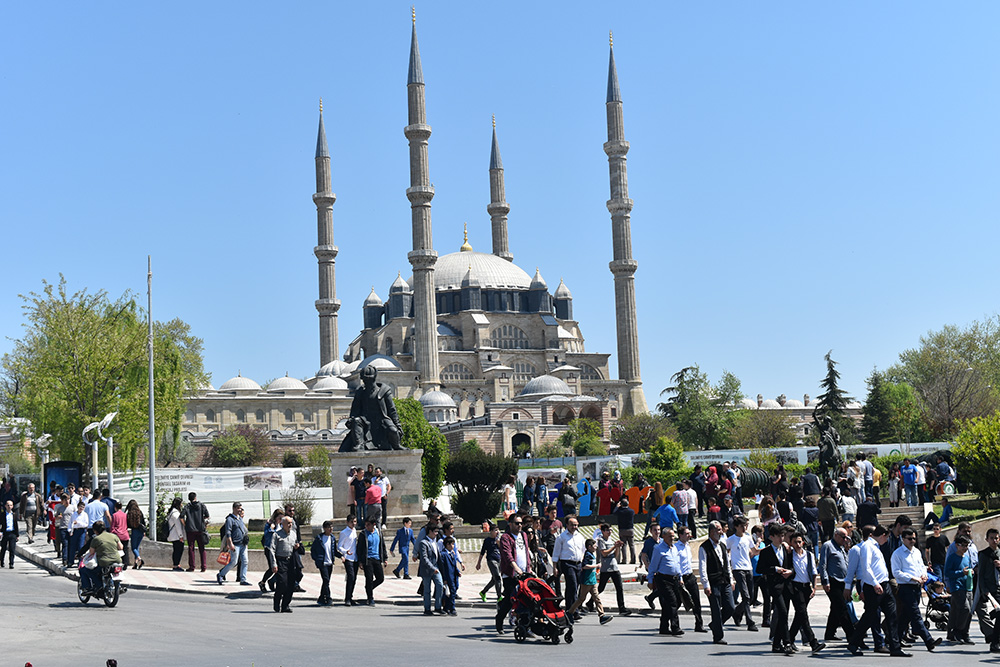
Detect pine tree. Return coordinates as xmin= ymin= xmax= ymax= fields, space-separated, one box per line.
xmin=860 ymin=369 xmax=894 ymax=443
xmin=814 ymin=350 xmax=857 ymax=445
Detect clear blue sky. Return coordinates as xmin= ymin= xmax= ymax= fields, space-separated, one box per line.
xmin=2 ymin=3 xmax=998 ymax=407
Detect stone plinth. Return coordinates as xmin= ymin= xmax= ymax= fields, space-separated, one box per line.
xmin=329 ymin=449 xmax=423 ymax=522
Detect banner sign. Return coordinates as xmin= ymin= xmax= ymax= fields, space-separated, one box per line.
xmin=114 ymin=467 xmax=295 ymax=496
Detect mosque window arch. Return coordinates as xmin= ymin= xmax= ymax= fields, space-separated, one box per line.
xmin=184 ymin=410 xmax=195 ymax=423
xmin=255 ymin=409 xmax=266 ymax=423
xmin=384 ymin=338 xmax=393 ymax=356
xmin=579 ymin=364 xmax=603 ymax=380
xmin=235 ymin=409 xmax=246 ymax=423
xmin=205 ymin=409 xmax=216 ymax=423
xmin=511 ymin=360 xmax=537 ymax=383
xmin=441 ymin=362 xmax=474 ymax=381
xmin=284 ymin=409 xmax=294 ymax=422
xmin=302 ymin=409 xmax=312 ymax=422
xmin=490 ymin=325 xmax=529 ymax=350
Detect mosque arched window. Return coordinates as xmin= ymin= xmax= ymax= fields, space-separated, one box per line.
xmin=255 ymin=409 xmax=266 ymax=423
xmin=205 ymin=409 xmax=216 ymax=423
xmin=579 ymin=364 xmax=603 ymax=380
xmin=490 ymin=325 xmax=529 ymax=350
xmin=235 ymin=409 xmax=246 ymax=423
xmin=511 ymin=361 xmax=536 ymax=383
xmin=441 ymin=363 xmax=474 ymax=381
xmin=284 ymin=409 xmax=294 ymax=422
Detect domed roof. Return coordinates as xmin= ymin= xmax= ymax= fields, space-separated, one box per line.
xmin=414 ymin=251 xmax=533 ymax=291
xmin=364 ymin=287 xmax=383 ymax=306
xmin=389 ymin=272 xmax=410 ymax=293
xmin=343 ymin=360 xmax=361 ymax=374
xmin=420 ymin=390 xmax=456 ymax=408
xmin=760 ymin=399 xmax=782 ymax=409
xmin=740 ymin=397 xmax=758 ymax=409
xmin=518 ymin=374 xmax=573 ymax=398
xmin=783 ymin=398 xmax=805 ymax=408
xmin=530 ymin=268 xmax=547 ymax=289
xmin=554 ymin=279 xmax=572 ymax=299
xmin=312 ymin=376 xmax=349 ymax=391
xmin=267 ymin=375 xmax=308 ymax=391
xmin=437 ymin=322 xmax=460 ymax=337
xmin=358 ymin=354 xmax=402 ymax=372
xmin=316 ymin=359 xmax=349 ymax=377
xmin=219 ymin=374 xmax=261 ymax=391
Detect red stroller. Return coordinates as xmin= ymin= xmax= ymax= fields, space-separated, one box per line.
xmin=511 ymin=575 xmax=574 ymax=644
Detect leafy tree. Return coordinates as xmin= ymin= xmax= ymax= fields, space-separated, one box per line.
xmin=647 ymin=437 xmax=685 ymax=470
xmin=727 ymin=409 xmax=798 ymax=450
xmin=395 ymin=397 xmax=447 ymax=498
xmin=609 ymin=413 xmax=676 ymax=454
xmin=295 ymin=445 xmax=333 ymax=488
xmin=534 ymin=441 xmax=568 ymax=459
xmin=951 ymin=412 xmax=1000 ymax=501
xmin=743 ymin=447 xmax=780 ymax=471
xmin=0 ymin=277 xmax=207 ymax=472
xmin=861 ymin=370 xmax=895 ymax=444
xmin=657 ymin=366 xmax=745 ymax=450
xmin=812 ymin=351 xmax=857 ymax=446
xmin=444 ymin=445 xmax=518 ymax=524
xmin=883 ymin=381 xmax=932 ymax=444
xmin=282 ymin=451 xmax=304 ymax=468
xmin=208 ymin=425 xmax=271 ymax=467
xmin=556 ymin=418 xmax=606 ymax=457
xmin=280 ymin=486 xmax=316 ymax=527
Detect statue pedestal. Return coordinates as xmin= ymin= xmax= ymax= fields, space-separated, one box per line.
xmin=329 ymin=449 xmax=424 ymax=521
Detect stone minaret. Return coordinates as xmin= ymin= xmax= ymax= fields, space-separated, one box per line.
xmin=605 ymin=35 xmax=648 ymax=415
xmin=313 ymin=100 xmax=341 ymax=367
xmin=488 ymin=116 xmax=513 ymax=262
xmin=405 ymin=11 xmax=440 ymax=390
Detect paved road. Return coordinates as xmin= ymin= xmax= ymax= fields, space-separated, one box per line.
xmin=3 ymin=558 xmax=997 ymax=666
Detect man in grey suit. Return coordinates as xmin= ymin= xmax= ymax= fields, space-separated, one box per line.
xmin=419 ymin=524 xmax=443 ymax=615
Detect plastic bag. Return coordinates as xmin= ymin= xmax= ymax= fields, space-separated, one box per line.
xmin=216 ymin=550 xmax=231 ymax=566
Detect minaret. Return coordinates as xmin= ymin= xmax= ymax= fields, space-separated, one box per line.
xmin=405 ymin=9 xmax=440 ymax=390
xmin=488 ymin=115 xmax=513 ymax=262
xmin=605 ymin=34 xmax=648 ymax=415
xmin=313 ymin=99 xmax=341 ymax=367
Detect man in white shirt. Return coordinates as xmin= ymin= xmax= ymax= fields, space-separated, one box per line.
xmin=552 ymin=516 xmax=587 ymax=617
xmin=375 ymin=467 xmax=391 ymax=530
xmin=891 ymin=527 xmax=941 ymax=651
xmin=337 ymin=515 xmax=360 ymax=606
xmin=676 ymin=526 xmax=705 ymax=632
xmin=727 ymin=516 xmax=759 ymax=632
xmin=685 ymin=483 xmax=699 ymax=537
xmin=914 ymin=464 xmax=927 ymax=504
xmin=846 ymin=526 xmax=908 ymax=657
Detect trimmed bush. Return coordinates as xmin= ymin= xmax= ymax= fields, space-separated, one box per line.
xmin=445 ymin=444 xmax=518 ymax=525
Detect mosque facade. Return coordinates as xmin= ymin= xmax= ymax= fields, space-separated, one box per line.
xmin=180 ymin=21 xmax=647 ymax=461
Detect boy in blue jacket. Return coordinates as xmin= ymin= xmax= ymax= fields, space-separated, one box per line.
xmin=439 ymin=536 xmax=460 ymax=616
xmin=390 ymin=517 xmax=415 ymax=579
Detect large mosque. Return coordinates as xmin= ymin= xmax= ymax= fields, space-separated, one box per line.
xmin=180 ymin=21 xmax=648 ymax=460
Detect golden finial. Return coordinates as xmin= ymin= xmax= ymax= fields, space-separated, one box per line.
xmin=460 ymin=222 xmax=473 ymax=252
xmin=319 ymin=97 xmax=323 ymax=114
xmin=411 ymin=6 xmax=416 ymax=23
xmin=609 ymin=31 xmax=613 ymax=47
xmin=492 ymin=114 xmax=496 ymax=130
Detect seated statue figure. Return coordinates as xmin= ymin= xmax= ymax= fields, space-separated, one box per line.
xmin=339 ymin=365 xmax=405 ymax=452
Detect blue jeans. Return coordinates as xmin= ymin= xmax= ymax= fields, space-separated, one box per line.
xmin=423 ymin=570 xmax=443 ymax=611
xmin=80 ymin=564 xmax=102 ymax=592
xmin=60 ymin=529 xmax=71 ymax=563
xmin=130 ymin=528 xmax=144 ymax=561
xmin=70 ymin=528 xmax=86 ymax=565
xmin=219 ymin=543 xmax=248 ymax=582
xmin=904 ymin=485 xmax=918 ymax=506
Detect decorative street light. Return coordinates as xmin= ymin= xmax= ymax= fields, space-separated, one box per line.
xmin=82 ymin=421 xmax=101 ymax=487
xmin=96 ymin=412 xmax=118 ymax=497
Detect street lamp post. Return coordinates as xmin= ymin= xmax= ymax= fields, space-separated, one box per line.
xmin=96 ymin=412 xmax=118 ymax=497
xmin=82 ymin=421 xmax=101 ymax=488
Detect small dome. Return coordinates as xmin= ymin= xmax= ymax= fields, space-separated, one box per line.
xmin=554 ymin=279 xmax=572 ymax=299
xmin=437 ymin=322 xmax=460 ymax=337
xmin=519 ymin=374 xmax=573 ymax=397
xmin=358 ymin=354 xmax=402 ymax=372
xmin=219 ymin=374 xmax=261 ymax=391
xmin=783 ymin=398 xmax=805 ymax=408
xmin=389 ymin=272 xmax=410 ymax=293
xmin=199 ymin=382 xmax=215 ymax=392
xmin=760 ymin=399 xmax=781 ymax=409
xmin=846 ymin=401 xmax=862 ymax=410
xmin=267 ymin=375 xmax=308 ymax=391
xmin=312 ymin=376 xmax=349 ymax=391
xmin=420 ymin=390 xmax=456 ymax=408
xmin=316 ymin=359 xmax=349 ymax=377
xmin=740 ymin=397 xmax=758 ymax=409
xmin=530 ymin=267 xmax=547 ymax=289
xmin=343 ymin=360 xmax=361 ymax=375
xmin=364 ymin=287 xmax=383 ymax=307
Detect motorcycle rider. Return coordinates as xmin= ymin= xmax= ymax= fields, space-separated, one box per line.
xmin=80 ymin=521 xmax=122 ymax=595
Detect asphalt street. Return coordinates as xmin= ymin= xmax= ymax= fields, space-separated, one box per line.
xmin=4 ymin=559 xmax=998 ymax=667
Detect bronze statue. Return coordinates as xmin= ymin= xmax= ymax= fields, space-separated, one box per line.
xmin=339 ymin=365 xmax=405 ymax=452
xmin=813 ymin=409 xmax=841 ymax=480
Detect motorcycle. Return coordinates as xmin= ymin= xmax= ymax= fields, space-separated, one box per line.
xmin=77 ymin=563 xmax=127 ymax=607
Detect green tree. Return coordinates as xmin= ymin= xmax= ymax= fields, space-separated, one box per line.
xmin=727 ymin=409 xmax=798 ymax=449
xmin=557 ymin=418 xmax=606 ymax=457
xmin=609 ymin=413 xmax=676 ymax=454
xmin=812 ymin=351 xmax=857 ymax=446
xmin=395 ymin=397 xmax=448 ymax=498
xmin=444 ymin=445 xmax=519 ymax=524
xmin=883 ymin=381 xmax=932 ymax=444
xmin=952 ymin=412 xmax=1000 ymax=501
xmin=0 ymin=277 xmax=207 ymax=471
xmin=208 ymin=425 xmax=271 ymax=467
xmin=295 ymin=445 xmax=333 ymax=488
xmin=861 ymin=369 xmax=895 ymax=444
xmin=647 ymin=437 xmax=685 ymax=470
xmin=657 ymin=366 xmax=744 ymax=450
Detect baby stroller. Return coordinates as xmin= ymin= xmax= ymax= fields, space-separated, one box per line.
xmin=510 ymin=575 xmax=574 ymax=644
xmin=923 ymin=572 xmax=950 ymax=631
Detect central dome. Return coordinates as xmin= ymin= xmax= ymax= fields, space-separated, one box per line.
xmin=411 ymin=250 xmax=533 ymax=291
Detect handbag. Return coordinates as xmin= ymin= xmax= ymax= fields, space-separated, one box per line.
xmin=81 ymin=553 xmax=98 ymax=570
xmin=216 ymin=550 xmax=231 ymax=566
xmin=200 ymin=531 xmax=212 ymax=547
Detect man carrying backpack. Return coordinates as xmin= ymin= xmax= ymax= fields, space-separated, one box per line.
xmin=181 ymin=492 xmax=210 ymax=572
xmin=218 ymin=502 xmax=250 ymax=585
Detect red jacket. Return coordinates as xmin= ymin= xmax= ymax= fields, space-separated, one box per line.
xmin=498 ymin=530 xmax=532 ymax=578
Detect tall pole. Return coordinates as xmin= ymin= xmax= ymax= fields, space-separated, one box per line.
xmin=147 ymin=255 xmax=157 ymax=540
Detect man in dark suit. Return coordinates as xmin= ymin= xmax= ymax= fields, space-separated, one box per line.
xmin=1 ymin=500 xmax=19 ymax=568
xmin=757 ymin=523 xmax=794 ymax=654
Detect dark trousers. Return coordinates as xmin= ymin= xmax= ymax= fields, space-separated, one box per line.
xmin=788 ymin=581 xmax=817 ymax=645
xmin=317 ymin=562 xmax=332 ymax=603
xmin=343 ymin=559 xmax=358 ymax=602
xmin=560 ymin=561 xmax=582 ymax=610
xmin=273 ymin=556 xmax=296 ymax=611
xmin=480 ymin=559 xmax=502 ymax=599
xmin=681 ymin=572 xmax=704 ymax=629
xmin=825 ymin=579 xmax=855 ymax=639
xmin=260 ymin=550 xmax=276 ymax=588
xmin=120 ymin=538 xmax=130 ymax=567
xmin=732 ymin=569 xmax=754 ymax=627
xmin=496 ymin=576 xmax=518 ymax=632
xmin=897 ymin=583 xmax=932 ymax=644
xmin=768 ymin=582 xmax=791 ymax=649
xmin=0 ymin=533 xmax=15 ymax=566
xmin=171 ymin=540 xmax=184 ymax=568
xmin=598 ymin=570 xmax=626 ymax=612
xmin=186 ymin=531 xmax=206 ymax=570
xmin=653 ymin=573 xmax=682 ymax=634
xmin=364 ymin=557 xmax=384 ymax=601
xmin=618 ymin=529 xmax=635 ymax=564
xmin=851 ymin=582 xmax=899 ymax=651
xmin=393 ymin=549 xmax=410 ymax=577
xmin=820 ymin=520 xmax=835 ymax=542
xmin=687 ymin=511 xmax=697 ymax=538
xmin=707 ymin=580 xmax=736 ymax=640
